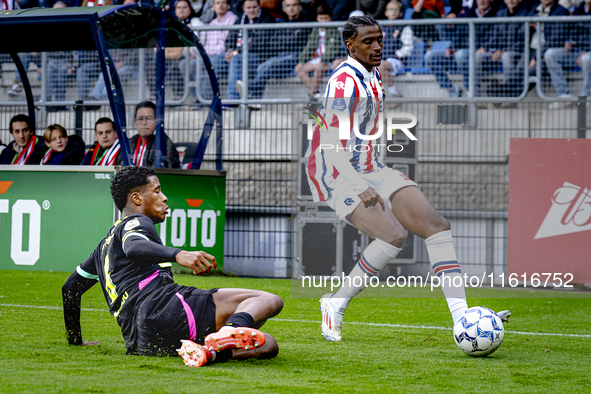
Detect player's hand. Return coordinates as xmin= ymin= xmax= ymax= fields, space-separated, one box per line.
xmin=82 ymin=341 xmax=100 ymax=346
xmin=176 ymin=250 xmax=217 ymax=275
xmin=358 ymin=187 xmax=386 ymax=211
xmin=225 ymin=49 xmax=234 ymax=63
xmin=295 ymin=63 xmax=304 ymax=74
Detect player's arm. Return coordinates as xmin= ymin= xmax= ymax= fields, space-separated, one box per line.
xmin=320 ymin=77 xmax=385 ymax=210
xmin=124 ymin=232 xmax=216 ymax=275
xmin=62 ymin=270 xmax=97 ymax=346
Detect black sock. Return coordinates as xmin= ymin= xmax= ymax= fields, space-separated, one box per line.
xmin=224 ymin=312 xmax=255 ymax=329
xmin=212 ymin=349 xmax=233 ymax=364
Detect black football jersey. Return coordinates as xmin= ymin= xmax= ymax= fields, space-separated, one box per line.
xmin=77 ymin=214 xmax=179 ymax=349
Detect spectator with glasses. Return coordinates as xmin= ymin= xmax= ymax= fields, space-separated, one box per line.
xmin=129 ymin=101 xmax=180 ymax=169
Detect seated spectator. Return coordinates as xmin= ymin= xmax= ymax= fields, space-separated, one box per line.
xmin=148 ymin=0 xmax=196 ymax=101
xmin=542 ymin=0 xmax=589 ymax=107
xmin=425 ymin=0 xmax=498 ymax=97
xmin=378 ymin=1 xmax=415 ymax=106
xmin=236 ymin=0 xmax=311 ymax=102
xmin=169 ymin=0 xmax=216 ymax=22
xmin=528 ymin=0 xmax=569 ymax=81
xmin=18 ymin=0 xmax=73 ymax=8
xmin=295 ymin=4 xmax=346 ymax=97
xmin=85 ymin=50 xmax=139 ymax=108
xmin=357 ymin=0 xmax=387 ymax=19
xmin=82 ymin=118 xmax=124 ymax=166
xmin=326 ymin=0 xmax=355 ymax=20
xmin=0 ymin=114 xmax=47 ymax=165
xmin=483 ymin=0 xmax=531 ymax=98
xmin=412 ymin=0 xmax=445 ymax=40
xmin=224 ymin=0 xmax=276 ymax=100
xmin=8 ymin=52 xmax=41 ymax=98
xmin=179 ymin=0 xmax=238 ymax=100
xmin=129 ymin=101 xmax=180 ymax=168
xmin=45 ymin=51 xmax=76 ymax=112
xmin=40 ymin=124 xmax=85 ymax=165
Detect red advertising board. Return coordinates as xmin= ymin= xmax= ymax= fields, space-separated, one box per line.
xmin=508 ymin=138 xmax=591 ymax=284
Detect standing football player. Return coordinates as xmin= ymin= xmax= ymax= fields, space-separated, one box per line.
xmin=62 ymin=166 xmax=283 ymax=367
xmin=305 ymin=16 xmax=510 ymax=342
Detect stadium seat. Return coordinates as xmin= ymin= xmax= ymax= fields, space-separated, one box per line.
xmin=404 ymin=8 xmax=414 ymax=19
xmin=425 ymin=41 xmax=451 ymax=74
xmin=444 ymin=6 xmax=452 ymax=16
xmin=401 ymin=41 xmax=430 ymax=74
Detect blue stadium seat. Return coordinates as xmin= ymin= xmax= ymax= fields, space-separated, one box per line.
xmin=401 ymin=41 xmax=430 ymax=74
xmin=431 ymin=40 xmax=452 ymax=52
xmin=425 ymin=41 xmax=451 ymax=74
xmin=444 ymin=6 xmax=452 ymax=16
xmin=404 ymin=8 xmax=414 ymax=19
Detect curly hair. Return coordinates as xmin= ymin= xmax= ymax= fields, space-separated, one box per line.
xmin=110 ymin=167 xmax=156 ymax=212
xmin=342 ymin=15 xmax=379 ymax=55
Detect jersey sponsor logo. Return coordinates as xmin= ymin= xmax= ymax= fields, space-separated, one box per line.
xmin=344 ymin=198 xmax=355 ymax=206
xmin=331 ymin=98 xmax=347 ymax=111
xmin=124 ymin=218 xmax=140 ymax=231
xmin=535 ymin=182 xmax=591 ymax=239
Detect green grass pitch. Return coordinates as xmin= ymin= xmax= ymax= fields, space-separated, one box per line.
xmin=1 ymin=270 xmax=590 ymax=393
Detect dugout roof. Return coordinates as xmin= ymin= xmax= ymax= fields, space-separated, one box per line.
xmin=0 ymin=5 xmax=222 ymax=170
xmin=0 ymin=5 xmax=195 ymax=53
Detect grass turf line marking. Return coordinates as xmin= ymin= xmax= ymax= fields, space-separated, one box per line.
xmin=270 ymin=318 xmax=591 ymax=338
xmin=2 ymin=303 xmax=591 ymax=339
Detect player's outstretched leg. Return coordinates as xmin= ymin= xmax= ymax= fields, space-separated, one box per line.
xmin=178 ymin=288 xmax=282 ymax=367
xmin=389 ymin=186 xmax=468 ymax=323
xmin=320 ymin=203 xmax=406 ymax=341
xmin=211 ymin=289 xmax=282 ymax=362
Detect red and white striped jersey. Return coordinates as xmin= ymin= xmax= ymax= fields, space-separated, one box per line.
xmin=305 ymin=56 xmax=385 ymax=202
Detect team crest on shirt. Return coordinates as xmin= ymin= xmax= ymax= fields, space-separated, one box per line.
xmin=124 ymin=219 xmax=140 ymax=231
xmin=331 ymin=98 xmax=347 ymax=111
xmin=335 ymin=81 xmax=346 ymax=90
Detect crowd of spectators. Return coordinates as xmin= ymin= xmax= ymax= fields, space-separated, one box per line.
xmin=0 ymin=102 xmax=181 ymax=167
xmin=2 ymin=0 xmax=591 ymax=105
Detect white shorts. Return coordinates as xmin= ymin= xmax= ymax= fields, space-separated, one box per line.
xmin=326 ymin=166 xmax=418 ymax=221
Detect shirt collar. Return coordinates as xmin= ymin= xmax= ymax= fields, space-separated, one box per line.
xmin=475 ymin=6 xmax=492 ymax=17
xmin=536 ymin=2 xmax=552 ymax=14
xmin=345 ymin=56 xmax=373 ymax=80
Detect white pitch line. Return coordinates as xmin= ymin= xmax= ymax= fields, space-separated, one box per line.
xmin=0 ymin=303 xmax=107 ymax=312
xmin=265 ymin=318 xmax=591 ymax=339
xmin=2 ymin=303 xmax=590 ymax=339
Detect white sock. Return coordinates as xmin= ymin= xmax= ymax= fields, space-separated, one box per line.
xmin=425 ymin=230 xmax=467 ymax=323
xmin=332 ymin=238 xmax=401 ymax=312
xmin=388 ymin=84 xmax=399 ymax=97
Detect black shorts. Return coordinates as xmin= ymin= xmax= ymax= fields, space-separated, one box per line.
xmin=135 ymin=284 xmax=218 ymax=356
